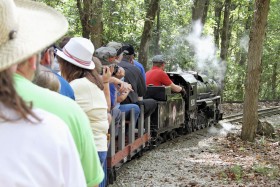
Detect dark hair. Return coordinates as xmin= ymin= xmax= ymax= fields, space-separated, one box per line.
xmin=119 ymin=44 xmax=135 ymax=56
xmin=59 ymin=36 xmax=71 ymax=48
xmin=58 ymin=57 xmax=104 ymax=90
xmin=0 ymin=69 xmax=40 ymax=122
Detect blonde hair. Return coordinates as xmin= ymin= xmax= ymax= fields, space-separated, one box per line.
xmin=34 ymin=66 xmax=60 ymax=92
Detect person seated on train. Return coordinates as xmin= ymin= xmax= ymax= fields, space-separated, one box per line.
xmin=92 ymin=56 xmax=113 ymax=126
xmin=118 ymin=44 xmax=157 ymax=119
xmin=5 ymin=0 xmax=104 ymax=186
xmin=106 ymin=41 xmax=124 ymax=63
xmin=40 ymin=43 xmax=75 ymax=100
xmin=56 ymin=37 xmax=111 ymax=186
xmin=107 ymin=41 xmax=146 ymax=82
xmin=146 ymin=55 xmax=186 ymax=97
xmin=94 ymin=46 xmax=140 ymax=131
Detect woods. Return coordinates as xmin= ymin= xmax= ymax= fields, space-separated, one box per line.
xmin=38 ymin=0 xmax=278 ymax=140
xmin=38 ymin=0 xmax=279 ymax=102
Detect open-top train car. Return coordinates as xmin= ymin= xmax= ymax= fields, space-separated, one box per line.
xmin=106 ymin=71 xmax=223 ymax=185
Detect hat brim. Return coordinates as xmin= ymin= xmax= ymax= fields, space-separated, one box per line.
xmin=0 ymin=0 xmax=68 ymax=71
xmin=56 ymin=49 xmax=95 ymax=70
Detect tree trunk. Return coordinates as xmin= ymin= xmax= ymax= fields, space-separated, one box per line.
xmin=77 ymin=0 xmax=91 ymax=38
xmin=90 ymin=0 xmax=103 ymax=48
xmin=201 ymin=0 xmax=209 ymax=25
xmin=241 ymin=0 xmax=270 ymax=142
xmin=213 ymin=0 xmax=223 ymax=48
xmin=138 ymin=0 xmax=160 ymax=71
xmin=192 ymin=0 xmax=209 ymax=25
xmin=220 ymin=0 xmax=231 ymax=60
xmin=153 ymin=6 xmax=161 ymax=55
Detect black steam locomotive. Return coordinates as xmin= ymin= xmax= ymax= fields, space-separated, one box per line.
xmin=145 ymin=71 xmax=222 ymax=145
xmin=106 ymin=71 xmax=223 ymax=185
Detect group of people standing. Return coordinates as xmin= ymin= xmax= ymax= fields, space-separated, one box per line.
xmin=0 ymin=0 xmax=186 ymax=186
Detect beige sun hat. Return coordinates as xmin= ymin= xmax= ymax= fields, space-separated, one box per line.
xmin=0 ymin=0 xmax=68 ymax=71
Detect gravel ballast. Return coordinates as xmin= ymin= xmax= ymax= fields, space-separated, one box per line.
xmin=108 ymin=103 xmax=280 ymax=187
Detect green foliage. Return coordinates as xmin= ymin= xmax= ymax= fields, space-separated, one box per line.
xmin=259 ymin=0 xmax=280 ymax=100
xmin=229 ymin=165 xmax=243 ymax=181
xmin=102 ymin=0 xmax=147 ymax=47
xmin=39 ymin=0 xmax=280 ymax=101
xmin=222 ymin=59 xmax=246 ymax=101
xmin=37 ymin=0 xmax=82 ymax=36
xmin=219 ymin=165 xmax=243 ymax=182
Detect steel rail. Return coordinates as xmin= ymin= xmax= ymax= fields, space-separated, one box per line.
xmin=221 ymin=106 xmax=280 ymax=123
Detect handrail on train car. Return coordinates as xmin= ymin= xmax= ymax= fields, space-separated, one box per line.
xmin=106 ymin=105 xmax=151 ymax=184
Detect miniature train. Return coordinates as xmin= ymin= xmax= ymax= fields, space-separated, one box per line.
xmin=106 ymin=71 xmax=223 ymax=185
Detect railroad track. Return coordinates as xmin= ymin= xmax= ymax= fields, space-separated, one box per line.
xmin=221 ymin=106 xmax=280 ymax=123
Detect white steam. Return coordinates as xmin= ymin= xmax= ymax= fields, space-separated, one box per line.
xmin=166 ymin=20 xmax=226 ymax=85
xmin=187 ymin=20 xmax=227 ymax=84
xmin=208 ymin=122 xmax=235 ymax=136
xmin=240 ymin=35 xmax=249 ymax=53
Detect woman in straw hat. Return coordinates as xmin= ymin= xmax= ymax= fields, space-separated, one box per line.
xmin=56 ymin=37 xmax=112 ymax=187
xmin=0 ymin=0 xmax=87 ymax=186
xmin=6 ymin=0 xmax=104 ymax=186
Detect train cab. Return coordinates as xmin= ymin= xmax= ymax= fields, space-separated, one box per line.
xmin=145 ymin=84 xmax=185 ymax=142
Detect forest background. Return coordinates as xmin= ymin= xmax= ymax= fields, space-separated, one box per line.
xmin=38 ymin=0 xmax=279 ymax=102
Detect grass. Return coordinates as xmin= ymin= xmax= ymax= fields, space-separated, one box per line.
xmin=219 ymin=165 xmax=243 ymax=182
xmin=230 ymin=165 xmax=243 ymax=181
xmin=252 ymin=164 xmax=279 ymax=180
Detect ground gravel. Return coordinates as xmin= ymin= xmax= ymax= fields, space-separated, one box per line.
xmin=109 ymin=103 xmax=280 ymax=187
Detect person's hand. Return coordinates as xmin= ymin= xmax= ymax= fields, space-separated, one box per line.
xmin=180 ymin=87 xmax=187 ymax=98
xmin=123 ymin=82 xmax=133 ymax=92
xmin=115 ymin=67 xmax=125 ymax=79
xmin=102 ymin=66 xmax=111 ymax=83
xmin=117 ymin=82 xmax=133 ymax=93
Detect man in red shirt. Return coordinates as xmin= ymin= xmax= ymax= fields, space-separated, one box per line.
xmin=146 ymin=55 xmax=186 ymax=95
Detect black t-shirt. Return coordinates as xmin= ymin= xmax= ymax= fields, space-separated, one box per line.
xmin=118 ymin=60 xmax=147 ymax=104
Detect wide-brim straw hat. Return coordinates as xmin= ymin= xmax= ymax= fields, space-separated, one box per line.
xmin=56 ymin=37 xmax=95 ymax=70
xmin=0 ymin=0 xmax=68 ymax=71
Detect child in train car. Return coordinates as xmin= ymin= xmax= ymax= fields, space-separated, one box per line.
xmin=33 ymin=65 xmax=61 ymax=92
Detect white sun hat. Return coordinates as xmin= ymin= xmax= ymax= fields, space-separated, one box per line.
xmin=0 ymin=0 xmax=68 ymax=71
xmin=56 ymin=37 xmax=95 ymax=70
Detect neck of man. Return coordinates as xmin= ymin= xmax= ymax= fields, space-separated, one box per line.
xmin=16 ymin=67 xmax=34 ymax=81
